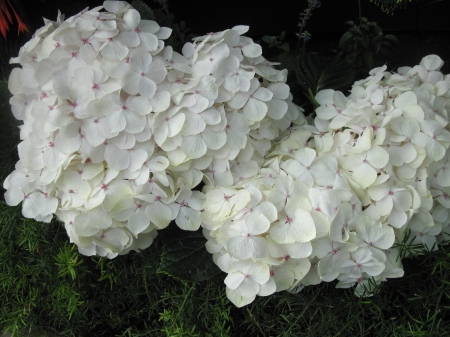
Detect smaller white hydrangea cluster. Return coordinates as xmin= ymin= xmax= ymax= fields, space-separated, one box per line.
xmin=3 ymin=1 xmax=300 ymax=258
xmin=314 ymin=54 xmax=450 ymax=252
xmin=202 ymin=55 xmax=450 ymax=307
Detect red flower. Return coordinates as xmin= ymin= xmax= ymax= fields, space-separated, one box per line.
xmin=0 ymin=0 xmax=30 ymax=39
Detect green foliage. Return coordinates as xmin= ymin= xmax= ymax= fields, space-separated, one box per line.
xmin=54 ymin=243 xmax=86 ymax=281
xmin=294 ymin=53 xmax=357 ymax=97
xmin=158 ymin=225 xmax=221 ymax=282
xmin=339 ymin=18 xmax=399 ymax=76
xmin=370 ymin=0 xmax=413 ymax=14
xmin=261 ymin=31 xmax=290 ymax=53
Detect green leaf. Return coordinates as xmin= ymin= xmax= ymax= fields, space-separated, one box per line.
xmin=280 ymin=42 xmax=290 ymax=52
xmin=349 ymin=26 xmax=362 ymax=35
xmin=339 ymin=31 xmax=354 ymax=51
xmin=272 ymin=51 xmax=300 ymax=72
xmin=158 ymin=225 xmax=221 ymax=282
xmin=363 ymin=50 xmax=374 ymax=70
xmin=384 ymin=34 xmax=400 ymax=46
xmin=262 ymin=35 xmax=274 ymax=44
xmin=308 ymin=88 xmax=320 ymax=109
xmin=131 ymin=0 xmax=155 ymax=20
xmin=295 ymin=53 xmax=357 ymax=96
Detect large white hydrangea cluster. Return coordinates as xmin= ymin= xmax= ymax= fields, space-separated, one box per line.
xmin=3 ymin=0 xmax=450 ymax=308
xmin=202 ymin=55 xmax=450 ymax=307
xmin=3 ymin=1 xmax=299 ymax=258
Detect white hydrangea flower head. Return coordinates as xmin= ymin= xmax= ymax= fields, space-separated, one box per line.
xmin=4 ymin=0 xmax=450 ymax=309
xmin=201 ymin=55 xmax=450 ymax=307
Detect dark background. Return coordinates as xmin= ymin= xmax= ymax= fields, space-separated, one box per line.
xmin=13 ymin=0 xmax=450 ymax=38
xmin=3 ymin=0 xmax=450 ymax=75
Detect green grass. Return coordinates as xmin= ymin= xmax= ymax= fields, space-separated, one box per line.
xmin=1 ymin=74 xmax=450 ymax=337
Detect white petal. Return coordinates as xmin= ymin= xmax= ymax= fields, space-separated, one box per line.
xmin=128 ymin=208 xmax=151 ymax=235
xmin=352 ymin=163 xmax=377 ymax=189
xmin=175 ymin=207 xmax=200 ymax=231
xmin=145 ymin=202 xmax=172 ymax=229
xmin=243 ymin=99 xmax=267 ymax=122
